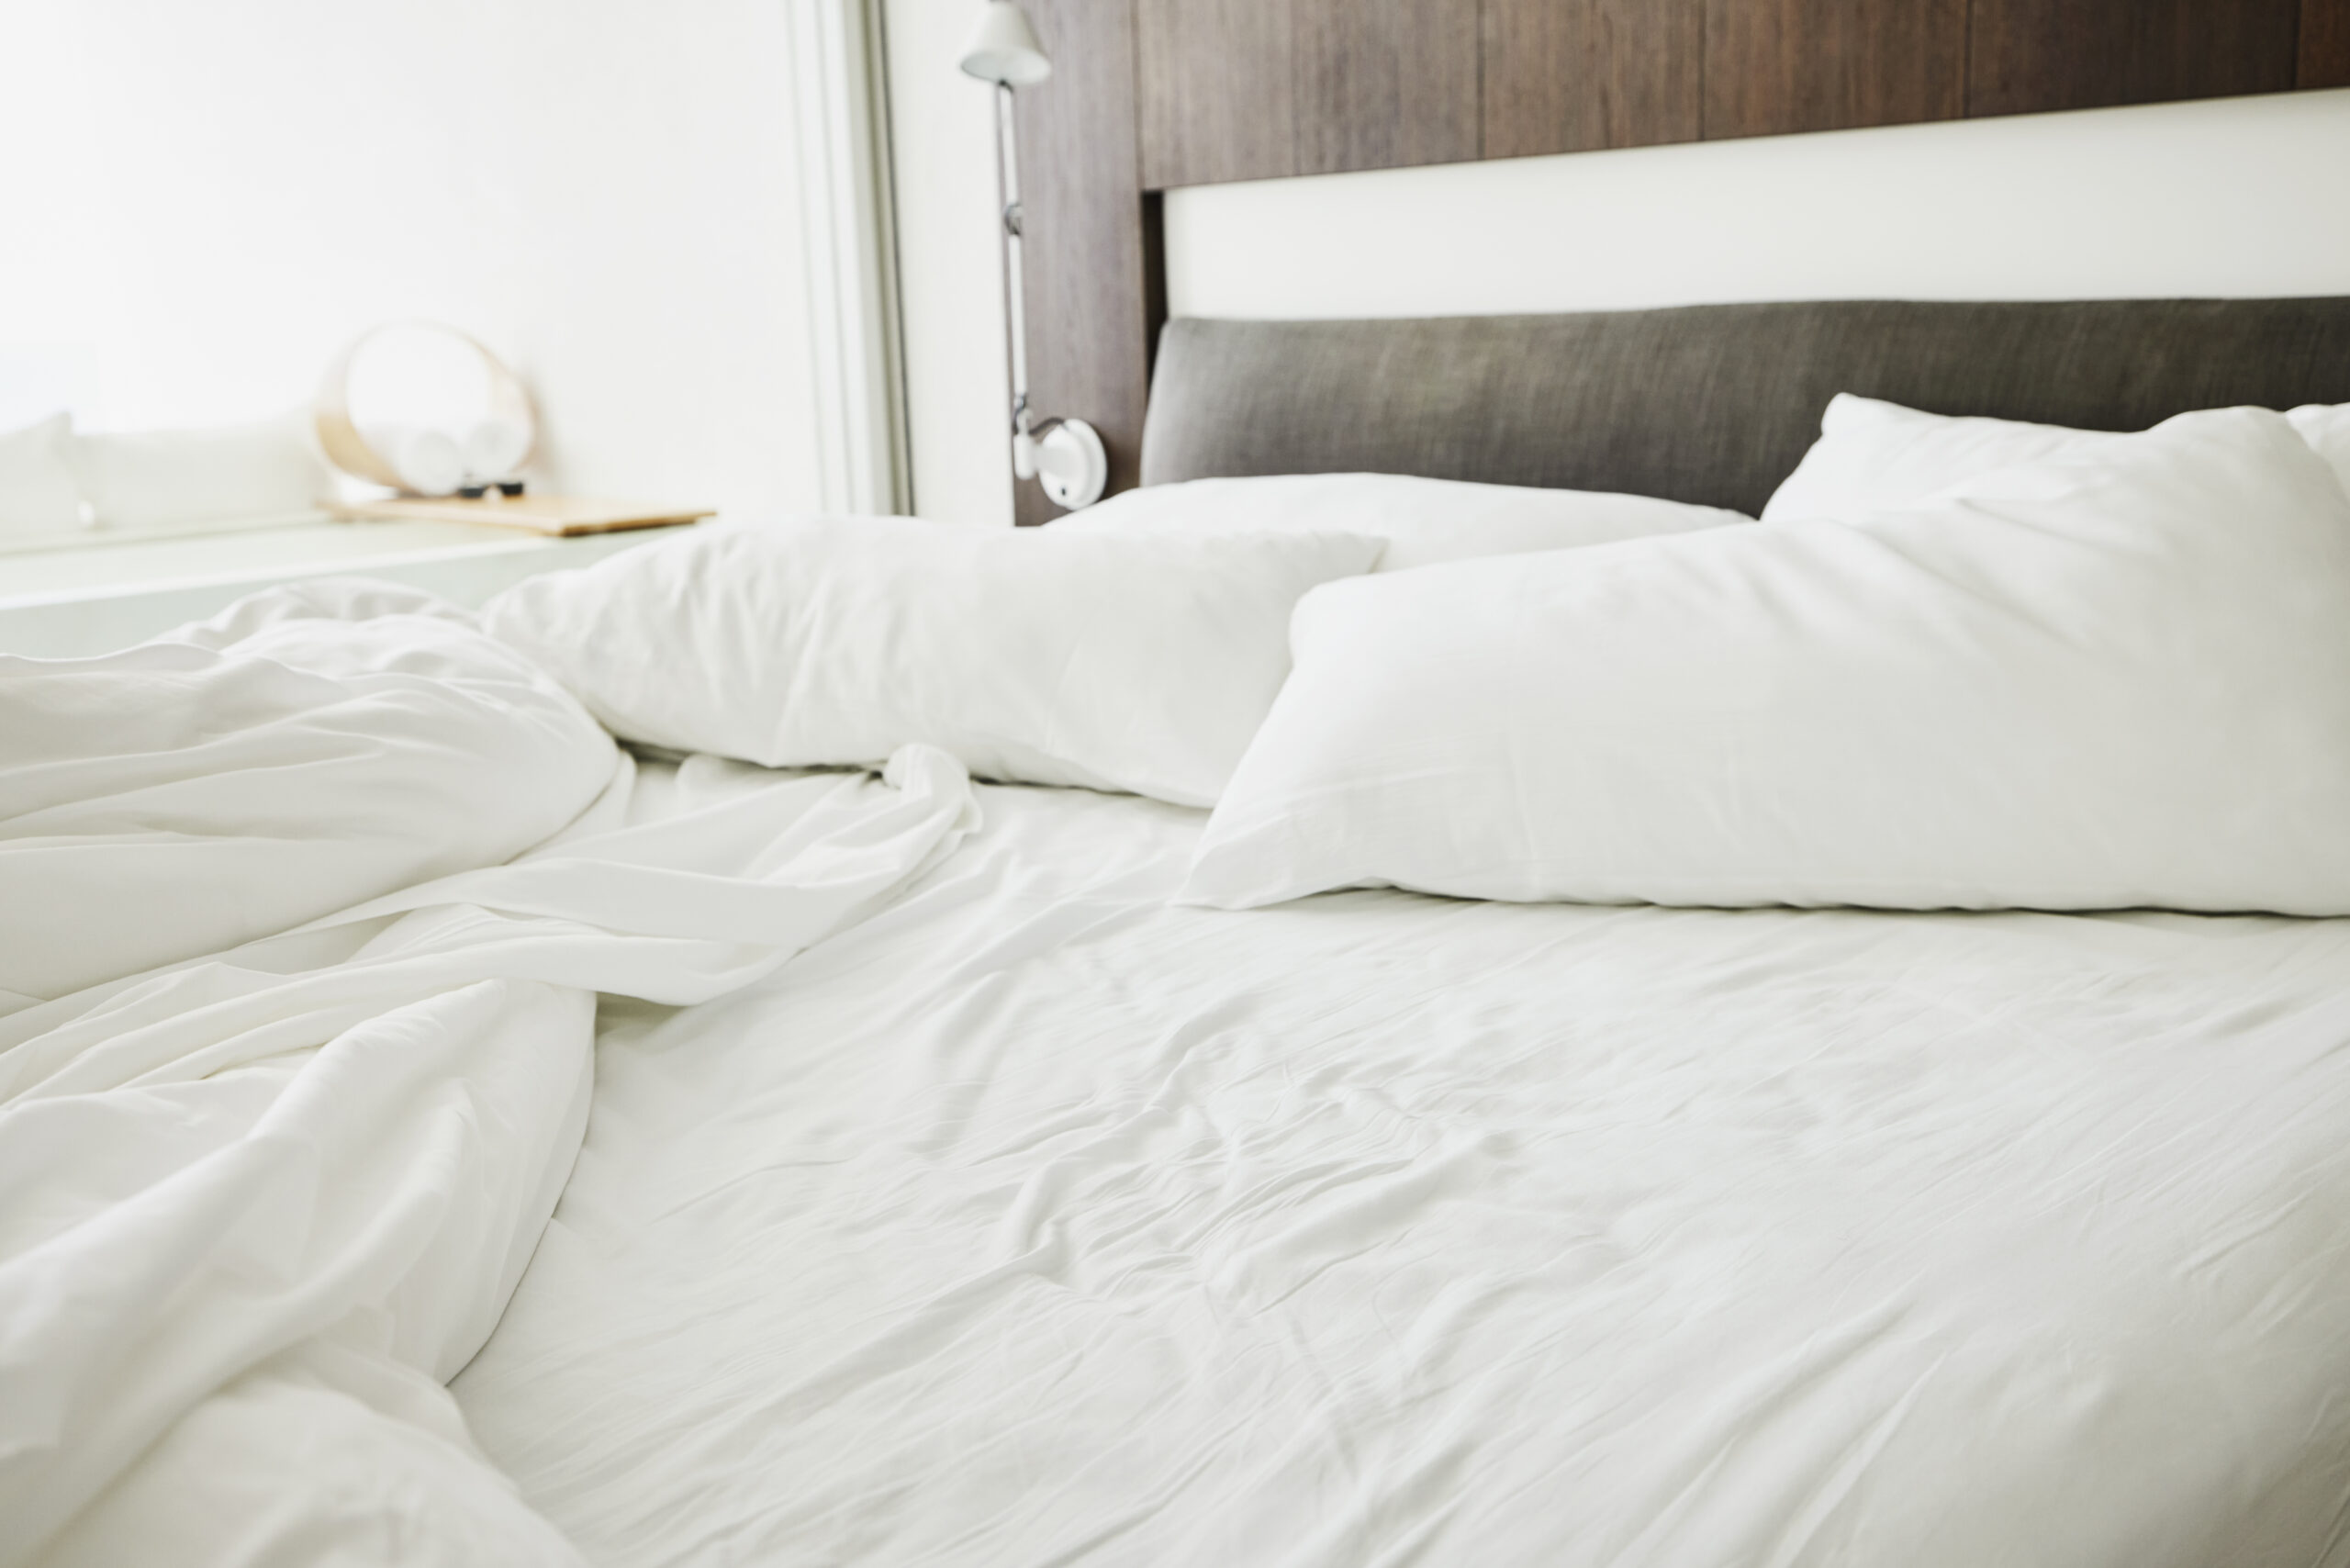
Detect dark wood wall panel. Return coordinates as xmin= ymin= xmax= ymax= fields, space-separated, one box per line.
xmin=1011 ymin=0 xmax=1156 ymax=524
xmin=1702 ymin=0 xmax=1966 ymax=140
xmin=2305 ymin=0 xmax=2350 ymax=88
xmin=1135 ymin=0 xmax=1297 ymax=187
xmin=1135 ymin=0 xmax=2342 ymax=185
xmin=1293 ymin=0 xmax=1483 ymax=175
xmin=1135 ymin=0 xmax=1483 ymax=189
xmin=1483 ymin=0 xmax=1703 ymax=157
xmin=1968 ymin=0 xmax=2300 ymax=118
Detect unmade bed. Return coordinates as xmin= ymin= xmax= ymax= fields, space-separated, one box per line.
xmin=11 ymin=294 xmax=2350 ymax=1568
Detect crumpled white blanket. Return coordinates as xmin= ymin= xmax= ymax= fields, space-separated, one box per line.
xmin=0 ymin=580 xmax=618 ymax=1012
xmin=0 ymin=583 xmax=979 ymax=1565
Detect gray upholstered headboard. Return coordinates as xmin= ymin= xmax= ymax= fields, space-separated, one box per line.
xmin=1139 ymin=299 xmax=2350 ymax=518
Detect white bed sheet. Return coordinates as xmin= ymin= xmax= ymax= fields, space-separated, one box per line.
xmin=455 ymin=777 xmax=2350 ymax=1568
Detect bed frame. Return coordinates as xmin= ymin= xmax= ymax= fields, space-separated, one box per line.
xmin=1137 ymin=297 xmax=2350 ymax=517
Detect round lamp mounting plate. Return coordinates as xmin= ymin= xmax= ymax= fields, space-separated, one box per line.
xmin=1035 ymin=418 xmax=1107 ymax=510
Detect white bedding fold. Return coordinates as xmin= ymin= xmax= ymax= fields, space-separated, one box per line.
xmin=0 ymin=584 xmax=979 ymax=1565
xmin=0 ymin=580 xmax=618 ymax=1011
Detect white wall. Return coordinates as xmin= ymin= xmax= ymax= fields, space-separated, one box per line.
xmin=0 ymin=0 xmax=823 ymax=517
xmin=881 ymin=0 xmax=1013 ymax=525
xmin=1169 ymin=89 xmax=2350 ymax=320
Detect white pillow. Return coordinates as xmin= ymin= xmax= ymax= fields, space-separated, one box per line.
xmin=484 ymin=517 xmax=1381 ymax=808
xmin=1762 ymin=393 xmax=2122 ymax=521
xmin=1056 ymin=472 xmax=1746 ymax=568
xmin=0 ymin=412 xmax=86 ymax=542
xmin=1182 ymin=408 xmax=2350 ymax=915
xmin=2289 ymin=403 xmax=2350 ymax=496
xmin=73 ymin=412 xmax=331 ymax=532
xmin=1766 ymin=393 xmax=2350 ymax=521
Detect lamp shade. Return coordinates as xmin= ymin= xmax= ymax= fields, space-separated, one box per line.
xmin=958 ymin=2 xmax=1050 ymax=86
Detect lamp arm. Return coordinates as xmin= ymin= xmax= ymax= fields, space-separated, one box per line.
xmin=985 ymin=65 xmax=1105 ymax=510
xmin=993 ymin=83 xmax=1032 ymax=448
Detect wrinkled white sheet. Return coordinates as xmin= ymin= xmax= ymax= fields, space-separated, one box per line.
xmin=458 ymin=779 xmax=2350 ymax=1568
xmin=0 ymin=587 xmax=979 ymax=1565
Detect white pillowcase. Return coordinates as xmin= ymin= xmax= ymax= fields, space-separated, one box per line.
xmin=2292 ymin=402 xmax=2350 ymax=495
xmin=1056 ymin=471 xmax=1746 ymax=568
xmin=1182 ymin=408 xmax=2350 ymax=915
xmin=1766 ymin=392 xmax=2350 ymax=521
xmin=73 ymin=413 xmax=330 ymax=532
xmin=1762 ymin=394 xmax=2121 ymax=521
xmin=485 ymin=517 xmax=1381 ymax=808
xmin=0 ymin=413 xmax=86 ymax=543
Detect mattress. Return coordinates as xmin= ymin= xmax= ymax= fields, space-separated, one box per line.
xmin=453 ymin=773 xmax=2350 ymax=1567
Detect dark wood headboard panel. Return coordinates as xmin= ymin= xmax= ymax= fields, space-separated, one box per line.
xmin=1001 ymin=0 xmax=2350 ymax=522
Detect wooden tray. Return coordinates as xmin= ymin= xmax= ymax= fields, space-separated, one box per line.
xmin=330 ymin=495 xmax=713 ymax=537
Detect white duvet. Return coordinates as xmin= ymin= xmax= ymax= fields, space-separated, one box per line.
xmin=0 ymin=585 xmax=977 ymax=1564
xmin=456 ymin=780 xmax=2350 ymax=1568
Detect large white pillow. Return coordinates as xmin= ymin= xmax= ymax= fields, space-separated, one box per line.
xmin=1761 ymin=394 xmax=2121 ymax=521
xmin=1056 ymin=472 xmax=1746 ymax=568
xmin=2291 ymin=402 xmax=2350 ymax=495
xmin=1766 ymin=393 xmax=2350 ymax=521
xmin=484 ymin=517 xmax=1381 ymax=808
xmin=73 ymin=412 xmax=331 ymax=532
xmin=1181 ymin=408 xmax=2350 ymax=915
xmin=0 ymin=412 xmax=85 ymax=543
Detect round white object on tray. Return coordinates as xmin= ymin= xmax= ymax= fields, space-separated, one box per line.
xmin=462 ymin=418 xmax=531 ymax=486
xmin=365 ymin=425 xmax=465 ymax=497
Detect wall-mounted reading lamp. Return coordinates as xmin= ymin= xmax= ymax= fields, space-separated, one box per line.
xmin=959 ymin=1 xmax=1108 ymax=511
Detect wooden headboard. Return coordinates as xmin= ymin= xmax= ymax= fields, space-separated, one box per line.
xmin=1000 ymin=0 xmax=2350 ymax=522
